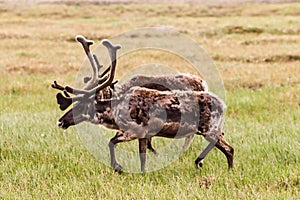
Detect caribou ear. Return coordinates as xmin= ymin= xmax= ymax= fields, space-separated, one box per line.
xmin=56 ymin=93 xmax=72 ymax=111
xmin=110 ymin=80 xmax=118 ymax=90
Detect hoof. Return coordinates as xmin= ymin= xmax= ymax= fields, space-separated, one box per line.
xmin=152 ymin=150 xmax=159 ymax=156
xmin=113 ymin=163 xmax=123 ymax=173
xmin=194 ymin=159 xmax=203 ymax=169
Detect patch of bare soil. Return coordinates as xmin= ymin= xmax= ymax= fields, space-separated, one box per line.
xmin=0 ymin=32 xmax=30 ymax=40
xmin=223 ymin=26 xmax=264 ymax=34
xmin=197 ymin=176 xmax=216 ymax=189
xmin=213 ymin=54 xmax=300 ymax=63
xmin=240 ymin=37 xmax=299 ymax=45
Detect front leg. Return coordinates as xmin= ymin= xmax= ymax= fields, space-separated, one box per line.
xmin=108 ymin=130 xmax=137 ymax=173
xmin=109 ymin=131 xmax=124 ymax=173
xmin=139 ymin=138 xmax=147 ymax=173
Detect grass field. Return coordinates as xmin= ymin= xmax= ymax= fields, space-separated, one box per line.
xmin=0 ymin=1 xmax=300 ymax=199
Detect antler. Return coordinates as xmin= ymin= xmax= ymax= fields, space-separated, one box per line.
xmin=52 ymin=36 xmax=121 ymax=110
xmin=66 ymin=35 xmax=100 ymax=93
xmin=52 ymin=35 xmax=99 ymax=93
xmin=52 ymin=35 xmax=102 ymax=110
xmin=65 ymin=39 xmax=121 ymax=96
xmin=93 ymin=39 xmax=121 ymax=92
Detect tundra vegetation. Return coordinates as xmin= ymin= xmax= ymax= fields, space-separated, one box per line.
xmin=0 ymin=2 xmax=299 ymax=199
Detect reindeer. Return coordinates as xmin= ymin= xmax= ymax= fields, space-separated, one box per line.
xmin=52 ymin=35 xmax=234 ymax=173
xmin=53 ymin=38 xmax=209 ymax=155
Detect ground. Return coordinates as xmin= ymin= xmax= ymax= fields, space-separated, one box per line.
xmin=0 ymin=1 xmax=299 ymax=199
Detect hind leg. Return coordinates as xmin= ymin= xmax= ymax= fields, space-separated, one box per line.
xmin=194 ymin=130 xmax=221 ymax=168
xmin=215 ymin=132 xmax=234 ymax=169
xmin=146 ymin=137 xmax=158 ymax=155
xmin=194 ymin=139 xmax=217 ymax=169
xmin=182 ymin=135 xmax=194 ymax=152
xmin=195 ymin=131 xmax=218 ymax=168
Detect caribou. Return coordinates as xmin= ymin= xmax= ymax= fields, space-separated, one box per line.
xmin=52 ymin=35 xmax=234 ymax=173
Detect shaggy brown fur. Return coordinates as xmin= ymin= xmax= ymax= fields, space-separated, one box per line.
xmin=95 ymin=73 xmax=208 ymax=154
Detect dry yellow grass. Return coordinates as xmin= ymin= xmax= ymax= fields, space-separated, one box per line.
xmin=1 ymin=3 xmax=299 ymax=83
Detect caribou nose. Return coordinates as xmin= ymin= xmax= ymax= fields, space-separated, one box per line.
xmin=57 ymin=121 xmax=64 ymax=127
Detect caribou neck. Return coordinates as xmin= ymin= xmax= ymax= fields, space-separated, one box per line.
xmin=94 ymin=98 xmax=119 ymax=130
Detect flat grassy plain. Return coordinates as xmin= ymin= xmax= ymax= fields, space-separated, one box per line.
xmin=0 ymin=2 xmax=300 ymax=199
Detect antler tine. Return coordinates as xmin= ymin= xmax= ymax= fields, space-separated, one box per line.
xmin=99 ymin=64 xmax=111 ymax=78
xmin=51 ymin=81 xmax=72 ymax=110
xmin=75 ymin=35 xmax=99 ymax=90
xmin=83 ymin=54 xmax=103 ymax=83
xmin=56 ymin=92 xmax=88 ymax=110
xmin=63 ymin=90 xmax=70 ymax=98
xmin=51 ymin=81 xmax=65 ymax=91
xmin=93 ymin=54 xmax=103 ymax=72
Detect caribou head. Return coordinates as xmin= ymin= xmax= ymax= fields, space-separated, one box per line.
xmin=52 ymin=35 xmax=121 ymax=129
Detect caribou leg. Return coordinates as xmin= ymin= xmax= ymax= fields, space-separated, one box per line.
xmin=139 ymin=138 xmax=147 ymax=172
xmin=146 ymin=137 xmax=158 ymax=155
xmin=194 ymin=131 xmax=220 ymax=169
xmin=108 ymin=130 xmax=137 ymax=173
xmin=182 ymin=134 xmax=194 ymax=152
xmin=215 ymin=133 xmax=234 ymax=169
xmin=194 ymin=140 xmax=216 ymax=169
xmin=108 ymin=131 xmax=123 ymax=173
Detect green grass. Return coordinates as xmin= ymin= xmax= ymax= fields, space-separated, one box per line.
xmin=1 ymin=83 xmax=299 ymax=199
xmin=0 ymin=2 xmax=300 ymax=199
